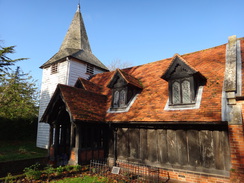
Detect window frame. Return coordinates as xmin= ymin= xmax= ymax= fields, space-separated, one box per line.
xmin=169 ymin=76 xmax=195 ymax=106
xmin=112 ymin=87 xmax=128 ymax=109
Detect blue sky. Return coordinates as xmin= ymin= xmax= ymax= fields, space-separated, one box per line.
xmin=1 ymin=0 xmax=244 ymax=88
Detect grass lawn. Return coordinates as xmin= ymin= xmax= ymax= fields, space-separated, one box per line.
xmin=0 ymin=140 xmax=47 ymax=162
xmin=50 ymin=175 xmax=109 ymax=183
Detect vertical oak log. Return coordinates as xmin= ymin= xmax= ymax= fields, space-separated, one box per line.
xmin=188 ymin=130 xmax=201 ymax=167
xmin=148 ymin=129 xmax=158 ymax=162
xmin=167 ymin=129 xmax=177 ymax=164
xmin=200 ymin=130 xmax=215 ymax=168
xmin=129 ymin=128 xmax=140 ymax=159
xmin=158 ymin=129 xmax=168 ymax=163
xmin=140 ymin=128 xmax=148 ymax=162
xmin=176 ymin=130 xmax=188 ymax=165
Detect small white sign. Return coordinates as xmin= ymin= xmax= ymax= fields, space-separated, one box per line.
xmin=111 ymin=166 xmax=120 ymax=174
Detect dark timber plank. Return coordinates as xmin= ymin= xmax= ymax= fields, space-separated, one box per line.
xmin=167 ymin=129 xmax=177 ymax=164
xmin=176 ymin=130 xmax=188 ymax=165
xmin=188 ymin=130 xmax=201 ymax=167
xmin=158 ymin=129 xmax=168 ymax=163
xmin=129 ymin=128 xmax=140 ymax=159
xmin=117 ymin=128 xmax=128 ymax=158
xmin=200 ymin=130 xmax=215 ymax=168
xmin=148 ymin=129 xmax=158 ymax=162
xmin=140 ymin=128 xmax=148 ymax=161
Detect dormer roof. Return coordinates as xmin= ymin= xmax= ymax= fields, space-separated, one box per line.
xmin=161 ymin=54 xmax=206 ymax=83
xmin=107 ymin=69 xmax=143 ymax=89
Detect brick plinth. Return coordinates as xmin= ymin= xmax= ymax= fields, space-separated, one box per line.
xmin=115 ymin=160 xmax=230 ymax=183
xmin=228 ymin=124 xmax=244 ymax=182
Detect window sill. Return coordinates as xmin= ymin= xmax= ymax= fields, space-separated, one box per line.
xmin=169 ymin=103 xmax=195 ymax=107
xmin=107 ymin=94 xmax=139 ymax=113
xmin=164 ymin=86 xmax=203 ymax=111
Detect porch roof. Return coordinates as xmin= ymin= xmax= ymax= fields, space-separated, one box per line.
xmin=60 ymin=84 xmax=107 ymax=122
xmin=41 ymin=84 xmax=107 ymax=123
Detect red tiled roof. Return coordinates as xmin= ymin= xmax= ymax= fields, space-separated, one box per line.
xmin=44 ymin=40 xmax=244 ymax=124
xmin=59 ymin=84 xmax=107 ymax=122
xmin=75 ymin=77 xmax=103 ymax=94
xmin=89 ymin=43 xmax=228 ymax=123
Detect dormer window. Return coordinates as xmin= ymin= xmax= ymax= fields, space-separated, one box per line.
xmin=162 ymin=54 xmax=206 ymax=109
xmin=51 ymin=63 xmax=58 ymax=74
xmin=113 ymin=89 xmax=127 ymax=108
xmin=110 ymin=76 xmax=131 ymax=110
xmin=170 ymin=77 xmax=195 ymax=105
xmin=107 ymin=69 xmax=143 ymax=112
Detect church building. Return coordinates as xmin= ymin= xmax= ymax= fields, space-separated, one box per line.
xmin=36 ymin=5 xmax=108 ymax=149
xmin=37 ymin=5 xmax=244 ymax=183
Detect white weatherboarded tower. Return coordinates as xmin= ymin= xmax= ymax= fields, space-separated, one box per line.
xmin=37 ymin=5 xmax=108 ymax=148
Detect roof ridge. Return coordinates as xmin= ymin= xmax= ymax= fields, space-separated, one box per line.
xmin=59 ymin=83 xmax=107 ymax=97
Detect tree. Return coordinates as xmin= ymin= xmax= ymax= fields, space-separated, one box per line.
xmin=107 ymin=59 xmax=132 ymax=71
xmin=0 ymin=45 xmax=27 ymax=75
xmin=0 ymin=67 xmax=39 ymax=120
xmin=0 ymin=45 xmax=38 ymax=140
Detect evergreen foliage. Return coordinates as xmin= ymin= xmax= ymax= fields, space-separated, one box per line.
xmin=0 ymin=67 xmax=39 ymax=120
xmin=0 ymin=44 xmax=39 ymax=140
xmin=0 ymin=45 xmax=27 ymax=75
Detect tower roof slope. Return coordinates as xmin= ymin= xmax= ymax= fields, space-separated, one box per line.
xmin=40 ymin=5 xmax=108 ymax=71
xmin=59 ymin=4 xmax=91 ymax=52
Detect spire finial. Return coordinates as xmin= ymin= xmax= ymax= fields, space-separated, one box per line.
xmin=76 ymin=3 xmax=80 ymax=12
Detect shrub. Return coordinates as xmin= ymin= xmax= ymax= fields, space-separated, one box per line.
xmin=4 ymin=173 xmax=15 ymax=183
xmin=73 ymin=164 xmax=82 ymax=172
xmin=44 ymin=164 xmax=55 ymax=181
xmin=64 ymin=165 xmax=74 ymax=172
xmin=18 ymin=146 xmax=27 ymax=154
xmin=23 ymin=163 xmax=42 ymax=180
xmin=55 ymin=166 xmax=65 ymax=176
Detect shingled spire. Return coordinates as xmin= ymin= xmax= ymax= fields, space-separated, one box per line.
xmin=40 ymin=5 xmax=108 ymax=71
xmin=59 ymin=4 xmax=91 ymax=52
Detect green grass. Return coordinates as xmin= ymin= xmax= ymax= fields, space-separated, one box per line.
xmin=0 ymin=140 xmax=47 ymax=162
xmin=51 ymin=175 xmax=109 ymax=183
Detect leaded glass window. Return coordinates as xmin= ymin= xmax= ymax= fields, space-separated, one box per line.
xmin=170 ymin=78 xmax=194 ymax=105
xmin=113 ymin=89 xmax=127 ymax=108
xmin=113 ymin=91 xmax=119 ymax=107
xmin=120 ymin=90 xmax=126 ymax=106
xmin=172 ymin=81 xmax=181 ymax=104
xmin=182 ymin=80 xmax=191 ymax=103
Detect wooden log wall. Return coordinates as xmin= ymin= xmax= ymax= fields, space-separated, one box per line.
xmin=112 ymin=125 xmax=230 ymax=176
